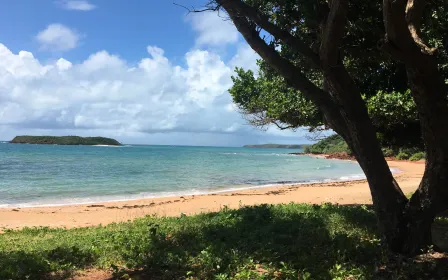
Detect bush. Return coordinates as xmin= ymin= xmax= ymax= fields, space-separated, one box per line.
xmin=396 ymin=152 xmax=410 ymax=160
xmin=409 ymin=152 xmax=425 ymax=161
xmin=399 ymin=147 xmax=421 ymax=156
xmin=382 ymin=147 xmax=395 ymax=157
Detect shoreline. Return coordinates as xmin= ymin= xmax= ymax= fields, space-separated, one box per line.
xmin=0 ymin=160 xmax=424 ymax=231
xmin=0 ymin=172 xmax=371 ymax=209
xmin=0 ymin=154 xmax=367 ymax=209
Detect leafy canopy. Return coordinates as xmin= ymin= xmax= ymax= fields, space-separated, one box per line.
xmin=228 ymin=0 xmax=448 ymax=147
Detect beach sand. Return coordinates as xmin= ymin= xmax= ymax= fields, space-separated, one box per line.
xmin=0 ymin=160 xmax=425 ymax=231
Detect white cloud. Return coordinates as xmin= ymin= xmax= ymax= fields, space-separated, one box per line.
xmin=0 ymin=43 xmax=238 ymax=134
xmin=36 ymin=24 xmax=80 ymax=52
xmin=0 ymin=42 xmax=310 ymax=145
xmin=229 ymin=44 xmax=260 ymax=73
xmin=58 ymin=0 xmax=96 ymax=11
xmin=189 ymin=12 xmax=239 ymax=46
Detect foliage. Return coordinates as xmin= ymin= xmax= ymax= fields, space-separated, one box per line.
xmin=230 ymin=67 xmax=322 ymax=130
xmin=1 ymin=203 xmax=447 ymax=279
xmin=366 ymin=90 xmax=418 ymax=129
xmin=303 ymin=135 xmax=426 ymax=159
xmin=10 ymin=136 xmax=121 ymax=146
xmin=409 ymin=152 xmax=426 ymax=161
xmin=366 ymin=91 xmax=422 ymax=149
xmin=382 ymin=147 xmax=395 ymax=157
xmin=228 ymin=0 xmax=448 ymax=148
xmin=396 ymin=152 xmax=410 ymax=160
xmin=304 ymin=135 xmax=351 ymax=155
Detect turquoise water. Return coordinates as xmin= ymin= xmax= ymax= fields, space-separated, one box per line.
xmin=0 ymin=143 xmax=365 ymax=207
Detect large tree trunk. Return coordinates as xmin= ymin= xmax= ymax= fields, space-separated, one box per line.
xmin=399 ymin=55 xmax=448 ymax=254
xmin=319 ymin=0 xmax=410 ymax=253
xmin=381 ymin=0 xmax=448 ymax=254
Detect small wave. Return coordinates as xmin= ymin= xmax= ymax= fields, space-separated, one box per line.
xmin=92 ymin=145 xmax=121 ymax=147
xmin=0 ymin=189 xmax=208 ymax=208
xmin=390 ymin=168 xmax=402 ymax=174
xmin=316 ymin=165 xmax=332 ymax=170
xmin=219 ymin=152 xmax=295 ymax=157
xmin=339 ymin=173 xmax=366 ymax=180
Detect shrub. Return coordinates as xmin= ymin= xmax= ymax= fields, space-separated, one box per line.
xmin=382 ymin=147 xmax=395 ymax=157
xmin=399 ymin=147 xmax=421 ymax=156
xmin=409 ymin=152 xmax=425 ymax=161
xmin=396 ymin=152 xmax=410 ymax=160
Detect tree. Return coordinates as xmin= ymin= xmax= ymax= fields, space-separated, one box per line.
xmin=228 ymin=0 xmax=448 ymax=148
xmin=201 ymin=0 xmax=448 ymax=254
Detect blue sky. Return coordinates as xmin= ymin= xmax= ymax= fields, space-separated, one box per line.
xmin=0 ymin=0 xmax=311 ymax=146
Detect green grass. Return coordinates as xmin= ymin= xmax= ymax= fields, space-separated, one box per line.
xmin=0 ymin=203 xmax=447 ymax=279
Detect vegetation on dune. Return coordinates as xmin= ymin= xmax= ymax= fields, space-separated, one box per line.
xmin=10 ymin=136 xmax=121 ymax=146
xmin=1 ymin=203 xmax=447 ymax=279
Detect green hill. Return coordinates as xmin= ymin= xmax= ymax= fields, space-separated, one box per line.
xmin=10 ymin=136 xmax=121 ymax=146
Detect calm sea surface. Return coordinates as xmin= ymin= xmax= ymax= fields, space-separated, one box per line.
xmin=0 ymin=143 xmax=365 ymax=207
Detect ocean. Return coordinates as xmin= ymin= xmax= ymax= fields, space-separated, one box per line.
xmin=0 ymin=142 xmax=366 ymax=207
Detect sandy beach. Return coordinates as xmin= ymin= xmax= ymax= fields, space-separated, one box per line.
xmin=0 ymin=160 xmax=424 ymax=231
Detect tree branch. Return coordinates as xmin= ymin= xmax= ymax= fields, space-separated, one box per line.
xmin=215 ymin=0 xmax=321 ymax=69
xmin=319 ymin=0 xmax=366 ymax=114
xmin=382 ymin=0 xmax=433 ymax=59
xmin=405 ymin=0 xmax=438 ymax=55
xmin=218 ymin=0 xmax=349 ymax=137
xmin=320 ymin=0 xmax=349 ymax=66
xmin=173 ymin=2 xmax=221 ymax=14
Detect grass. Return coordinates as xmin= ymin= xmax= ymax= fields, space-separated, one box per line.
xmin=0 ymin=203 xmax=447 ymax=279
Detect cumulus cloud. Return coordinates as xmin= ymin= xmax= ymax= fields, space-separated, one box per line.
xmin=58 ymin=0 xmax=96 ymax=11
xmin=229 ymin=44 xmax=260 ymax=73
xmin=0 ymin=43 xmax=255 ymax=137
xmin=36 ymin=24 xmax=80 ymax=51
xmin=189 ymin=12 xmax=239 ymax=46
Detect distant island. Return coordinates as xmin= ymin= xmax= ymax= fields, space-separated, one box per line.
xmin=10 ymin=136 xmax=121 ymax=146
xmin=243 ymin=144 xmax=307 ymax=149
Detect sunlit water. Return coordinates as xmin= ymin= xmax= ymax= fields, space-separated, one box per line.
xmin=0 ymin=143 xmax=366 ymax=207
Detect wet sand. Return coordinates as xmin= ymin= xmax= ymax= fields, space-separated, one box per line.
xmin=0 ymin=160 xmax=424 ymax=231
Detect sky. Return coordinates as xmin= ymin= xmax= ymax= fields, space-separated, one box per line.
xmin=0 ymin=0 xmax=312 ymax=146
